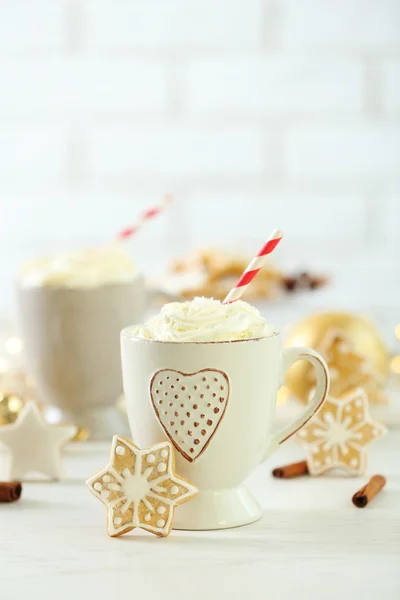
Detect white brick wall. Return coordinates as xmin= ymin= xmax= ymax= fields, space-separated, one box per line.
xmin=188 ymin=57 xmax=364 ymax=116
xmin=0 ymin=0 xmax=399 ymax=333
xmin=283 ymin=0 xmax=400 ymax=48
xmin=85 ymin=0 xmax=264 ymax=49
xmin=287 ymin=124 xmax=400 ymax=179
xmin=0 ymin=0 xmax=65 ymax=51
xmin=190 ymin=192 xmax=367 ymax=246
xmin=382 ymin=61 xmax=400 ymax=113
xmin=0 ymin=58 xmax=168 ymax=114
xmin=87 ymin=125 xmax=270 ymax=178
xmin=384 ymin=195 xmax=400 ymax=246
xmin=0 ymin=125 xmax=67 ymax=181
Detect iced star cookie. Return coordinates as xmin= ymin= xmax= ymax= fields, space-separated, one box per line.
xmin=297 ymin=388 xmax=387 ymax=475
xmin=86 ymin=435 xmax=198 ymax=537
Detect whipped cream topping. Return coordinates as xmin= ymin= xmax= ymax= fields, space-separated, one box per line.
xmin=19 ymin=244 xmax=138 ymax=288
xmin=131 ymin=297 xmax=275 ymax=342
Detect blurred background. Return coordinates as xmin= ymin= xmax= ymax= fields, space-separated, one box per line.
xmin=0 ymin=0 xmax=399 ymax=343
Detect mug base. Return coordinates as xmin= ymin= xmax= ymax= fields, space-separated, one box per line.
xmin=44 ymin=403 xmax=130 ymax=441
xmin=173 ymin=485 xmax=262 ymax=531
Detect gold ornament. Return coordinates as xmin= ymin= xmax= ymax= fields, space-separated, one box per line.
xmin=308 ymin=329 xmax=388 ymax=405
xmin=391 ymin=355 xmax=400 ymax=374
xmin=0 ymin=393 xmax=24 ymax=425
xmin=0 ymin=367 xmax=39 ymax=425
xmin=0 ymin=368 xmax=37 ymax=404
xmin=0 ymin=367 xmax=91 ymax=439
xmin=70 ymin=426 xmax=90 ymax=442
xmin=285 ymin=312 xmax=389 ymax=404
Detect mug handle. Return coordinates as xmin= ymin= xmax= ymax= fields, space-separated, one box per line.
xmin=261 ymin=347 xmax=330 ymax=462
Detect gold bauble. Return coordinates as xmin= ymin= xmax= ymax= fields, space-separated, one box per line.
xmin=0 ymin=393 xmax=24 ymax=425
xmin=285 ymin=312 xmax=390 ymax=403
xmin=70 ymin=426 xmax=90 ymax=442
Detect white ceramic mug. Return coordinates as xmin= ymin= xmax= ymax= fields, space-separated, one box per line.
xmin=18 ymin=277 xmax=146 ymax=440
xmin=121 ymin=329 xmax=329 ymax=530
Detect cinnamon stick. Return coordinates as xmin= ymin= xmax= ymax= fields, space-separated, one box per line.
xmin=352 ymin=475 xmax=386 ymax=508
xmin=272 ymin=460 xmax=309 ymax=479
xmin=0 ymin=481 xmax=22 ymax=503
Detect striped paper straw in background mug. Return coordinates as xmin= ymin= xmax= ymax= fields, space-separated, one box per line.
xmin=223 ymin=228 xmax=284 ymax=304
xmin=116 ymin=193 xmax=173 ymax=240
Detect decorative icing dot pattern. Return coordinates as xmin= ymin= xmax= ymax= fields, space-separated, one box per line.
xmin=296 ymin=388 xmax=387 ymax=476
xmin=86 ymin=435 xmax=198 ymax=538
xmin=150 ymin=368 xmax=230 ymax=462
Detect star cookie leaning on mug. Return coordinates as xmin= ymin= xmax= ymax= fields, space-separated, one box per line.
xmin=296 ymin=387 xmax=387 ymax=475
xmin=86 ymin=435 xmax=198 ymax=537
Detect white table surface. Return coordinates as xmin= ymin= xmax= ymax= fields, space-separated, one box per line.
xmin=0 ymin=430 xmax=399 ymax=600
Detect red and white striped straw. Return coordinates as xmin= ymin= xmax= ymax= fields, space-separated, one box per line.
xmin=223 ymin=228 xmax=283 ymax=304
xmin=116 ymin=194 xmax=173 ymax=240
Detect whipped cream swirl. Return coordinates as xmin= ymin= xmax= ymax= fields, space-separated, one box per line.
xmin=19 ymin=244 xmax=138 ymax=288
xmin=132 ymin=297 xmax=275 ymax=342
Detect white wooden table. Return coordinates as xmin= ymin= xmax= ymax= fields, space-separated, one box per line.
xmin=0 ymin=431 xmax=399 ymax=600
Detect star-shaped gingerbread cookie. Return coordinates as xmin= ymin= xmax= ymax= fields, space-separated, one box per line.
xmin=0 ymin=401 xmax=77 ymax=480
xmin=86 ymin=435 xmax=198 ymax=537
xmin=297 ymin=388 xmax=387 ymax=475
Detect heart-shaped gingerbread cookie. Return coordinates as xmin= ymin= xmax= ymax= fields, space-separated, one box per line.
xmin=150 ymin=369 xmax=229 ymax=462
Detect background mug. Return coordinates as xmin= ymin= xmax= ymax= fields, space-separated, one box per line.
xmin=121 ymin=329 xmax=329 ymax=530
xmin=18 ymin=276 xmax=146 ymax=440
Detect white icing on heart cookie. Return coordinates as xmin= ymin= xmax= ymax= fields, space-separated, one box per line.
xmin=150 ymin=369 xmax=229 ymax=462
